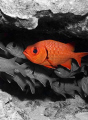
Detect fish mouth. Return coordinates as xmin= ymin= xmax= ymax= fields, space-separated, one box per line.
xmin=23 ymin=50 xmax=34 ymax=63
xmin=23 ymin=51 xmax=29 ymax=56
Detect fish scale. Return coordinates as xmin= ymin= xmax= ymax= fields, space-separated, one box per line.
xmin=47 ymin=44 xmax=59 ymax=62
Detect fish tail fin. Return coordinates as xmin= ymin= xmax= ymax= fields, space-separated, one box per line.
xmin=75 ymin=52 xmax=88 ymax=67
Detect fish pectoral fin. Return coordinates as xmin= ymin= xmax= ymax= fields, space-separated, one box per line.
xmin=44 ymin=59 xmax=57 ymax=69
xmin=46 ymin=58 xmax=58 ymax=68
xmin=61 ymin=59 xmax=72 ymax=70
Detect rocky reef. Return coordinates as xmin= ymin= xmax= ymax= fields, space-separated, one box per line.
xmin=0 ymin=0 xmax=88 ymax=120
xmin=0 ymin=0 xmax=88 ymax=39
xmin=0 ymin=0 xmax=88 ymax=97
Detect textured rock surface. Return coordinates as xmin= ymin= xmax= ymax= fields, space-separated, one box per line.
xmin=0 ymin=0 xmax=88 ymax=35
xmin=0 ymin=90 xmax=24 ymax=120
xmin=0 ymin=89 xmax=88 ymax=120
xmin=1 ymin=0 xmax=88 ymax=17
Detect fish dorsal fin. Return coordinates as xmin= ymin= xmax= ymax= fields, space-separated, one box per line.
xmin=61 ymin=59 xmax=72 ymax=70
xmin=66 ymin=42 xmax=75 ymax=52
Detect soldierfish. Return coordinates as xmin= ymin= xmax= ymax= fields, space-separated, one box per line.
xmin=23 ymin=40 xmax=88 ymax=70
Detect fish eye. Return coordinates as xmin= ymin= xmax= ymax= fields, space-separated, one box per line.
xmin=33 ymin=47 xmax=38 ymax=53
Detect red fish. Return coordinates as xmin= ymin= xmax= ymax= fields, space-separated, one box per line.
xmin=23 ymin=40 xmax=88 ymax=70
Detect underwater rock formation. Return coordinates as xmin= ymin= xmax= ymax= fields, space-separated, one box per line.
xmin=0 ymin=0 xmax=88 ymax=39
